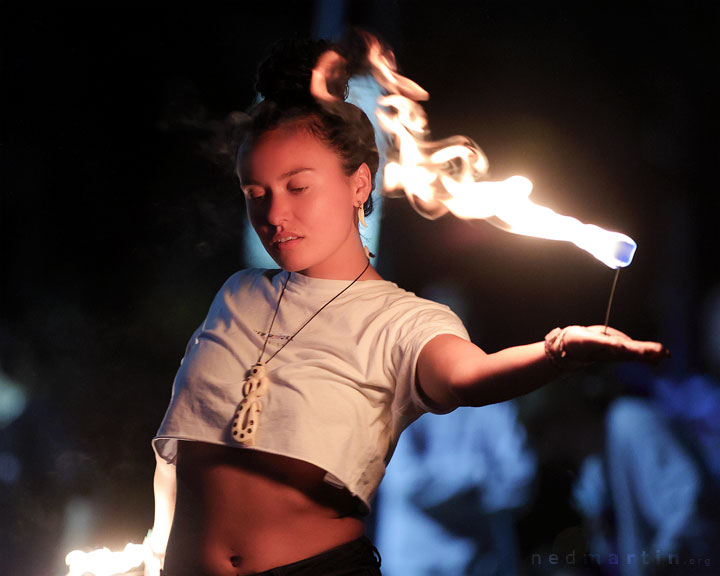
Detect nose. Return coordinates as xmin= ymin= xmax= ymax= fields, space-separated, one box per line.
xmin=251 ymin=190 xmax=290 ymax=228
xmin=265 ymin=191 xmax=291 ymax=227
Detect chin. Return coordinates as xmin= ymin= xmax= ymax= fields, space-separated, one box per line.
xmin=268 ymin=246 xmax=335 ymax=276
xmin=268 ymin=254 xmax=308 ymax=273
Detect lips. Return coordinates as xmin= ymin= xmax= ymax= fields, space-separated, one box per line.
xmin=270 ymin=235 xmax=303 ymax=250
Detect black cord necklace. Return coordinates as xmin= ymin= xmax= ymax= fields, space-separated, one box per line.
xmin=232 ymin=259 xmax=371 ymax=445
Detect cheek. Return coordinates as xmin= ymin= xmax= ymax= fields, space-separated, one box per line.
xmin=321 ymin=179 xmax=356 ymax=220
xmin=308 ymin=194 xmax=353 ymax=232
xmin=245 ymin=202 xmax=266 ymax=232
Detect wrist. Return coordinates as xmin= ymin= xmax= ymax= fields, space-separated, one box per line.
xmin=544 ymin=326 xmax=590 ymax=371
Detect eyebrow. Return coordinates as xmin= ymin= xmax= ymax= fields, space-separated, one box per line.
xmin=281 ymin=167 xmax=314 ymax=179
xmin=241 ymin=167 xmax=314 ymax=187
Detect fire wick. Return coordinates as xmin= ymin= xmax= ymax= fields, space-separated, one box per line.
xmin=603 ymin=268 xmax=621 ymax=335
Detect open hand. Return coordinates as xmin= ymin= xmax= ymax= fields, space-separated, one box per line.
xmin=546 ymin=325 xmax=669 ymax=369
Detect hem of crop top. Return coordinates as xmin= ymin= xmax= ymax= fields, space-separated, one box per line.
xmin=153 ymin=435 xmax=373 ymax=515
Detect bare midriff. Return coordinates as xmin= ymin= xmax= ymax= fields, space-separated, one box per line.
xmin=162 ymin=441 xmax=366 ymax=576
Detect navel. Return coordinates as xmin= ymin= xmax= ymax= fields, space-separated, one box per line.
xmin=229 ymin=554 xmax=242 ymax=567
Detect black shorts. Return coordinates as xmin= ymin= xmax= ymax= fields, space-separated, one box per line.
xmin=160 ymin=536 xmax=382 ymax=575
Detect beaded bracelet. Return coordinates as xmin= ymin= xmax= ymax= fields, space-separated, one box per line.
xmin=544 ymin=326 xmax=568 ymax=371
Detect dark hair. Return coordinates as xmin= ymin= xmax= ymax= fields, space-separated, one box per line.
xmin=236 ymin=39 xmax=379 ymax=216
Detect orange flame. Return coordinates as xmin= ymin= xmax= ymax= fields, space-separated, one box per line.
xmin=65 ymin=541 xmax=148 ymax=576
xmin=64 ymin=452 xmax=173 ymax=576
xmin=64 ymin=529 xmax=165 ymax=576
xmin=315 ymin=32 xmax=636 ymax=269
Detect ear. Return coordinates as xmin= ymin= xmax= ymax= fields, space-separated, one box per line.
xmin=351 ymin=163 xmax=372 ymax=205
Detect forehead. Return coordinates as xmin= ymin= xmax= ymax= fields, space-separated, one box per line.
xmin=238 ymin=125 xmax=341 ymax=183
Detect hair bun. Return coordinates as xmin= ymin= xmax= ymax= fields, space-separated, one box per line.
xmin=255 ymin=39 xmax=349 ymax=106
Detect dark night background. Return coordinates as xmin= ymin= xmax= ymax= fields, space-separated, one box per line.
xmin=1 ymin=2 xmax=718 ymax=574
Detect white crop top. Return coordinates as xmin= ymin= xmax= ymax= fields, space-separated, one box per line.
xmin=153 ymin=268 xmax=469 ymax=513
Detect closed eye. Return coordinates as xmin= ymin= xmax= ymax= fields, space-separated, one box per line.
xmin=242 ymin=187 xmax=265 ymax=200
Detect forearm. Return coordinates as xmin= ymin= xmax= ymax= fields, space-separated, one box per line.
xmin=417 ymin=335 xmax=558 ymax=409
xmin=449 ymin=341 xmax=557 ymax=407
xmin=146 ymin=451 xmax=177 ymax=566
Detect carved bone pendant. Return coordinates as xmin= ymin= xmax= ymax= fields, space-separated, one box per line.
xmin=231 ymin=363 xmax=268 ymax=445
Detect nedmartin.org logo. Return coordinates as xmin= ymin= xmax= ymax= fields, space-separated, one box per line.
xmin=530 ymin=549 xmax=712 ymax=570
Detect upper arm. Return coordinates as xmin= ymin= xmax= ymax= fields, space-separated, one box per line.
xmin=416 ymin=333 xmax=488 ymax=412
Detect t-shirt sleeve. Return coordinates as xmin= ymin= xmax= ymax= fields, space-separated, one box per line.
xmin=390 ymin=300 xmax=470 ymax=416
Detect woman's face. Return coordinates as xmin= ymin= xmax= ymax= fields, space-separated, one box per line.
xmin=238 ymin=124 xmax=370 ymax=278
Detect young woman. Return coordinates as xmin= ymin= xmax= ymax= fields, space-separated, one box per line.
xmin=149 ymin=40 xmax=667 ymax=576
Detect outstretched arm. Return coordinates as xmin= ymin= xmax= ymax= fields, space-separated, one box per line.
xmin=416 ymin=326 xmax=668 ymax=411
xmin=144 ymin=450 xmax=176 ymax=576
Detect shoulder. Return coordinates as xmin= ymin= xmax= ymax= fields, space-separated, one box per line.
xmin=352 ymin=281 xmax=468 ymax=339
xmin=219 ymin=268 xmax=282 ymax=292
xmin=365 ymin=281 xmax=460 ymax=315
xmin=225 ymin=267 xmax=281 ymax=283
xmin=205 ymin=268 xmax=283 ymax=310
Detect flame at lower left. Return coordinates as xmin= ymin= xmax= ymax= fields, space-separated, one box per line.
xmin=65 ymin=532 xmax=160 ymax=576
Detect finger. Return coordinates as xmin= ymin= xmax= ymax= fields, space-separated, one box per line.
xmin=610 ymin=339 xmax=669 ymax=362
xmin=623 ymin=340 xmax=668 ymax=357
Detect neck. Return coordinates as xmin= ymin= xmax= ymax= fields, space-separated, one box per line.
xmin=296 ymin=258 xmax=379 ymax=282
xmin=297 ymin=235 xmax=381 ymax=281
